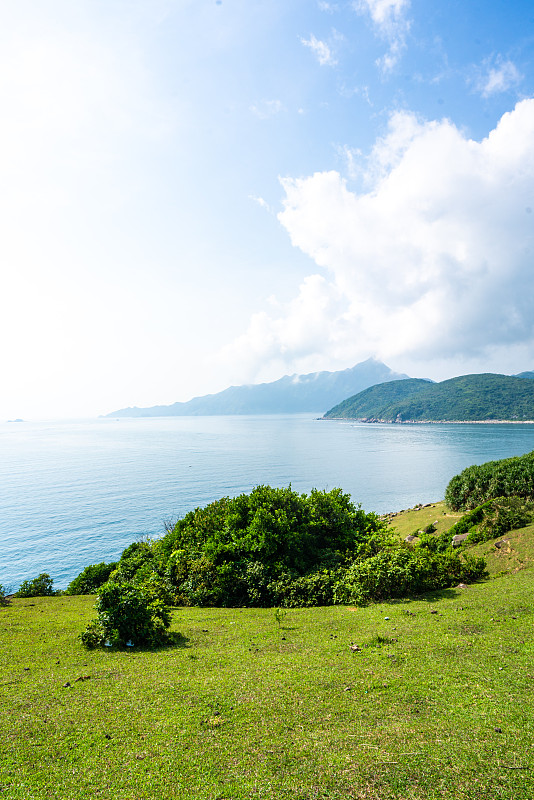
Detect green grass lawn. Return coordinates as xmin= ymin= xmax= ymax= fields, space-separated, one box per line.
xmin=2 ymin=562 xmax=534 ymax=800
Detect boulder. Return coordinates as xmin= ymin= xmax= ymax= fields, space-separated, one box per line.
xmin=452 ymin=533 xmax=469 ymax=547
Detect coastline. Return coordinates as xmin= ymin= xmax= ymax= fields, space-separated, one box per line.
xmin=323 ymin=417 xmax=534 ymax=424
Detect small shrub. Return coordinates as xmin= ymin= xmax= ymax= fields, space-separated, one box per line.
xmin=15 ymin=573 xmax=55 ymax=598
xmin=65 ymin=562 xmax=118 ymax=595
xmin=79 ymin=619 xmax=107 ymax=649
xmin=0 ymin=584 xmax=9 ymax=607
xmin=80 ymin=579 xmax=172 ymax=649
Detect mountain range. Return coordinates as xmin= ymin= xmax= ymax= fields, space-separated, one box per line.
xmin=105 ymin=359 xmax=409 ymax=417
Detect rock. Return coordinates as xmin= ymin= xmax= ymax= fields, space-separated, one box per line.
xmin=452 ymin=533 xmax=469 ymax=547
xmin=457 ymin=583 xmax=468 ymax=589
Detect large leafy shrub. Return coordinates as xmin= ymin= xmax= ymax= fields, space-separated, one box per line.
xmin=159 ymin=485 xmax=392 ymax=607
xmin=64 ymin=561 xmax=118 ymax=595
xmin=15 ymin=573 xmax=55 ymax=598
xmin=80 ymin=578 xmax=171 ymax=649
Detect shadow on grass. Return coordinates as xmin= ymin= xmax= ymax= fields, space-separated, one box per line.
xmin=137 ymin=632 xmax=190 ymax=652
xmin=381 ymin=587 xmax=463 ymax=605
xmin=86 ymin=632 xmax=190 ymax=653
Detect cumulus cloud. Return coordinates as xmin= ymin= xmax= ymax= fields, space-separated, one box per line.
xmin=474 ymin=57 xmax=522 ymax=97
xmin=353 ymin=0 xmax=411 ymax=72
xmin=300 ymin=33 xmax=338 ymax=66
xmin=222 ymin=100 xmax=534 ymax=381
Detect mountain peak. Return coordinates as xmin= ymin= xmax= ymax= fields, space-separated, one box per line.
xmin=106 ymin=359 xmax=410 ymax=417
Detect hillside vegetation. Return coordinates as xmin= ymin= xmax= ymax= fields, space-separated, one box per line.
xmin=445 ymin=449 xmax=534 ymax=510
xmin=65 ymin=485 xmax=485 ymax=611
xmin=324 ymin=373 xmax=534 ymax=422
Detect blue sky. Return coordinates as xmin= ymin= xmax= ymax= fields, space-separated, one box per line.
xmin=1 ymin=0 xmax=533 ymax=418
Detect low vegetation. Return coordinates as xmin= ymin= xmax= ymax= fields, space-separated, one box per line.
xmin=80 ymin=579 xmax=172 ymax=649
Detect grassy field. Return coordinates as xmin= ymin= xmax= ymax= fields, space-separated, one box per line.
xmin=2 ymin=537 xmax=534 ymax=800
xmin=384 ymin=501 xmax=464 ymax=539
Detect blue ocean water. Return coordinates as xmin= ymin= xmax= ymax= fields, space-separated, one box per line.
xmin=2 ymin=414 xmax=534 ymax=590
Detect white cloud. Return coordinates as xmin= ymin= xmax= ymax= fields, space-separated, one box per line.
xmin=300 ymin=33 xmax=338 ymax=67
xmin=219 ymin=275 xmax=348 ymax=381
xmin=222 ymin=100 xmax=534 ymax=382
xmin=474 ymin=57 xmax=522 ymax=98
xmin=353 ymin=0 xmax=411 ymax=72
xmin=249 ymin=194 xmax=272 ymax=212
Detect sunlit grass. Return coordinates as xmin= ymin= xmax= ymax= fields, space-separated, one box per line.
xmin=1 ymin=565 xmax=534 ymax=799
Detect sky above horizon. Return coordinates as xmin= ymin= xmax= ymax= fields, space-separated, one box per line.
xmin=1 ymin=0 xmax=534 ymax=419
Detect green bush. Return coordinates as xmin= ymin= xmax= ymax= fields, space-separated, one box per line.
xmin=64 ymin=562 xmax=118 ymax=595
xmin=160 ymin=485 xmax=391 ymax=607
xmin=333 ymin=546 xmax=487 ymax=605
xmin=467 ymin=496 xmax=534 ymax=544
xmin=80 ymin=579 xmax=172 ymax=649
xmin=15 ymin=573 xmax=55 ymax=598
xmin=0 ymin=584 xmax=9 ymax=607
xmin=267 ymin=568 xmax=340 ymax=607
xmin=445 ymin=450 xmax=534 ymax=510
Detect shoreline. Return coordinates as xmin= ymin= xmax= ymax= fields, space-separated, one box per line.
xmin=323 ymin=417 xmax=534 ymax=424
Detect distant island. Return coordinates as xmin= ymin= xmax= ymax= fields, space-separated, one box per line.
xmin=323 ymin=372 xmax=534 ymax=422
xmin=105 ymin=358 xmax=409 ymax=417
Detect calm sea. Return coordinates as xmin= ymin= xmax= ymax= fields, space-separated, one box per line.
xmin=2 ymin=414 xmax=534 ymax=590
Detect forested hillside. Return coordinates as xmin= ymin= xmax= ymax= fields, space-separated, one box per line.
xmin=324 ymin=373 xmax=534 ymax=422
